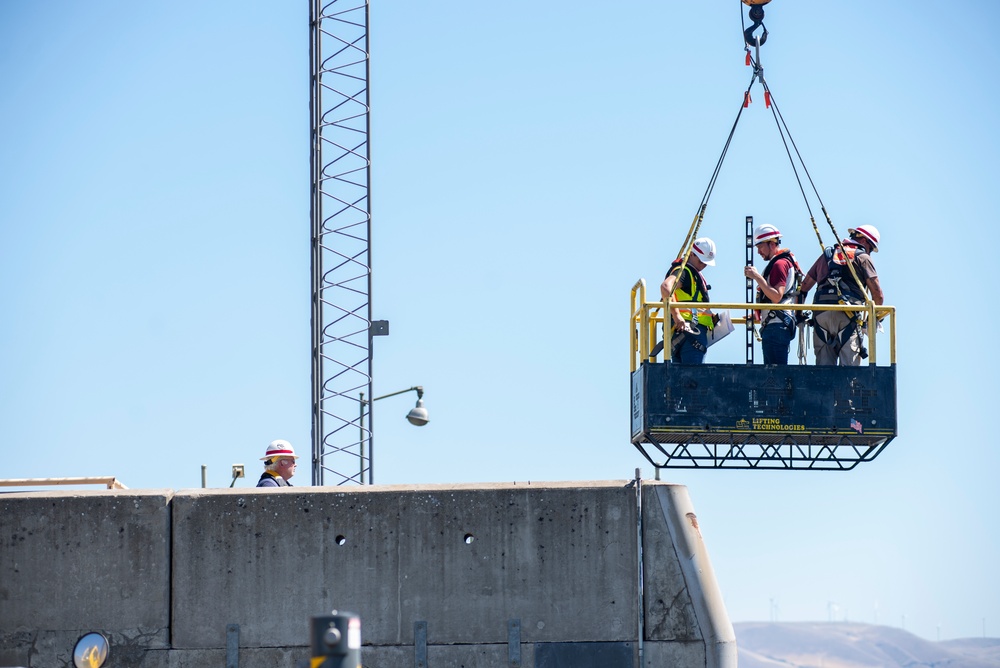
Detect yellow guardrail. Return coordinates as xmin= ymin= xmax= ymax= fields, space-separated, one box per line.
xmin=631 ymin=278 xmax=896 ymax=372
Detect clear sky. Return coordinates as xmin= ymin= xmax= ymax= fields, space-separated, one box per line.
xmin=2 ymin=0 xmax=997 ymax=643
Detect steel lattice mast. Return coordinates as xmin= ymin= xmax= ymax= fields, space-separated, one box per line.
xmin=309 ymin=0 xmax=374 ymax=486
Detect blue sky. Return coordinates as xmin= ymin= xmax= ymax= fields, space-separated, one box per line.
xmin=2 ymin=0 xmax=997 ymax=643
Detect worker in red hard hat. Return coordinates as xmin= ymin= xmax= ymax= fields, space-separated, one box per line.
xmin=257 ymin=439 xmax=299 ymax=487
xmin=799 ymin=224 xmax=884 ymax=366
xmin=744 ymin=223 xmax=803 ymax=365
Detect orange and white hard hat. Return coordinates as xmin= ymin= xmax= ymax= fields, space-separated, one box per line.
xmin=261 ymin=439 xmax=298 ymax=461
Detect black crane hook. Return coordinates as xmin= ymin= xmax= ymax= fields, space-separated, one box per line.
xmin=743 ymin=3 xmax=768 ymax=47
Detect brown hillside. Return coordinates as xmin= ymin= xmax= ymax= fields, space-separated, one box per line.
xmin=735 ymin=622 xmax=1000 ymax=668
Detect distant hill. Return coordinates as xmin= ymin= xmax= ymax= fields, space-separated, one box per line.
xmin=734 ymin=622 xmax=1000 ymax=668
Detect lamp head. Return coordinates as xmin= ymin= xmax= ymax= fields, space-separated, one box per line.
xmin=406 ymin=399 xmax=429 ymax=426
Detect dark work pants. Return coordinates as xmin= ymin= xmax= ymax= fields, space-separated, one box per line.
xmin=761 ymin=319 xmax=795 ymax=365
xmin=671 ymin=326 xmax=710 ymax=364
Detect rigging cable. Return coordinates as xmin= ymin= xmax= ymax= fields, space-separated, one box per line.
xmin=665 ymin=0 xmax=877 ymax=361
xmin=666 ymin=1 xmax=770 ymax=351
xmin=739 ymin=0 xmax=827 ymax=254
xmin=665 ymin=76 xmax=760 ymax=350
xmin=738 ymin=0 xmax=872 ymax=305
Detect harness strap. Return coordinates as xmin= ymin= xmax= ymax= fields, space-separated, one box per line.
xmin=813 ymin=314 xmax=867 ymax=357
xmin=758 ymin=251 xmax=802 ymax=327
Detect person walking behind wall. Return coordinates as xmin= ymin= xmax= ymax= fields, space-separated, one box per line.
xmin=257 ymin=439 xmax=299 ymax=487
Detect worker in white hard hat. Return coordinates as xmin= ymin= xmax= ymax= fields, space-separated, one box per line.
xmin=659 ymin=237 xmax=718 ymax=364
xmin=257 ymin=439 xmax=299 ymax=487
xmin=743 ymin=223 xmax=803 ymax=365
xmin=798 ymin=224 xmax=884 ymax=366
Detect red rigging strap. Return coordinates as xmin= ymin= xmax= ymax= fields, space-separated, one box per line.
xmin=743 ymin=90 xmax=771 ymax=109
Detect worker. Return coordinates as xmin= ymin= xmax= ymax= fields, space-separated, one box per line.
xmin=798 ymin=224 xmax=884 ymax=366
xmin=660 ymin=237 xmax=717 ymax=364
xmin=743 ymin=223 xmax=802 ymax=365
xmin=257 ymin=439 xmax=300 ymax=487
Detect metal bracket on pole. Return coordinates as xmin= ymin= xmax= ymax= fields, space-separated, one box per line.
xmin=507 ymin=618 xmax=521 ymax=667
xmin=226 ymin=623 xmax=240 ymax=668
xmin=414 ymin=620 xmax=428 ymax=668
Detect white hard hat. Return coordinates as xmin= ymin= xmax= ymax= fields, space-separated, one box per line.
xmin=848 ymin=224 xmax=880 ymax=252
xmin=691 ymin=237 xmax=717 ymax=266
xmin=261 ymin=439 xmax=298 ymax=461
xmin=752 ymin=223 xmax=781 ymax=245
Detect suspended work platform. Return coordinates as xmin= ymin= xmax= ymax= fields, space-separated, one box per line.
xmin=630 ymin=279 xmax=898 ymax=470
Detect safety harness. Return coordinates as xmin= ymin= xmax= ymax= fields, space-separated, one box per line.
xmin=811 ymin=240 xmax=871 ymax=356
xmin=257 ymin=471 xmax=290 ymax=487
xmin=667 ymin=259 xmax=714 ymax=329
xmin=813 ymin=242 xmax=867 ymax=305
xmin=664 ymin=259 xmax=714 ymax=358
xmin=757 ymin=248 xmax=803 ymax=328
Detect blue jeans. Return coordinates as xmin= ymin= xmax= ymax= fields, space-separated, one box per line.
xmin=761 ymin=318 xmax=795 ymax=365
xmin=671 ymin=325 xmax=710 ymax=364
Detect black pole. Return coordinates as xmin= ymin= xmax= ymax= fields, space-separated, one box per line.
xmin=745 ymin=215 xmax=755 ymax=365
xmin=310 ymin=611 xmax=361 ymax=668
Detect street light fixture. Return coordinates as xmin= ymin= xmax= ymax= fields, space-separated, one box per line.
xmin=406 ymin=393 xmax=429 ymax=426
xmin=359 ymin=386 xmax=428 ymax=484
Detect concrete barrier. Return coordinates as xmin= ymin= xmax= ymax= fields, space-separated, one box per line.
xmin=0 ymin=489 xmax=171 ymax=667
xmin=0 ymin=480 xmax=734 ymax=667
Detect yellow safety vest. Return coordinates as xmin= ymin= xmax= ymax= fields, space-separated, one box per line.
xmin=670 ymin=264 xmax=714 ymax=329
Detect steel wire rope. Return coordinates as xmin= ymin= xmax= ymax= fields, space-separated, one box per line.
xmin=751 ymin=76 xmax=825 ymax=254
xmin=663 ymin=2 xmax=767 ymax=359
xmin=738 ymin=3 xmax=874 ymax=333
xmin=656 ymin=95 xmax=749 ymax=370
xmin=665 ymin=77 xmax=757 ymax=351
xmin=738 ymin=0 xmax=827 ymax=254
xmin=738 ymin=7 xmax=875 ymax=380
xmin=660 ymin=5 xmax=767 ymax=368
xmin=676 ymin=82 xmax=754 ymax=262
xmin=753 ymin=70 xmax=872 ymax=308
xmin=739 ymin=0 xmax=831 ymax=253
xmin=742 ymin=66 xmax=836 ymax=357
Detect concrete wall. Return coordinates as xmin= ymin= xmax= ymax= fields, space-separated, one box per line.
xmin=0 ymin=480 xmax=734 ymax=668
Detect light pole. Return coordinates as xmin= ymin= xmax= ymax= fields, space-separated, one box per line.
xmin=359 ymin=386 xmax=429 ymax=484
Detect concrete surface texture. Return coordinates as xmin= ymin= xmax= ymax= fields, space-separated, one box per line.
xmin=0 ymin=480 xmax=734 ymax=667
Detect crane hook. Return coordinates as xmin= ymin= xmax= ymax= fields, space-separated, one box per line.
xmin=743 ymin=3 xmax=768 ymax=47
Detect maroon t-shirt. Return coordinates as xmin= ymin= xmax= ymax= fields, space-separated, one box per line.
xmin=806 ymin=245 xmax=877 ymax=286
xmin=765 ymin=257 xmax=792 ymax=291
